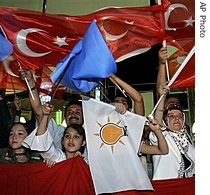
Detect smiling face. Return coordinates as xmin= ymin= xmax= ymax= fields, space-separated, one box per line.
xmin=62 ymin=126 xmax=86 ymax=158
xmin=166 ymin=109 xmax=184 ymax=131
xmin=65 ymin=104 xmax=84 ymax=126
xmin=9 ymin=124 xmax=28 ymax=149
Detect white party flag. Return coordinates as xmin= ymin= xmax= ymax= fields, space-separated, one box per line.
xmin=82 ymin=97 xmax=153 ymax=194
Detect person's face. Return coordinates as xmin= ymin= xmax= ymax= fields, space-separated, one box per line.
xmin=65 ymin=104 xmax=84 ymax=126
xmin=113 ymin=97 xmax=129 ymax=110
xmin=165 ymin=97 xmax=181 ymax=110
xmin=62 ymin=127 xmax=85 ymax=154
xmin=166 ymin=110 xmax=184 ymax=131
xmin=9 ymin=124 xmax=28 ymax=149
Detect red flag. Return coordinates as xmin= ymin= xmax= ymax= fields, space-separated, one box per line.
xmin=165 ymin=0 xmax=195 ymax=88
xmin=165 ymin=0 xmax=195 ymax=47
xmin=0 ymin=3 xmax=174 ymax=90
xmin=168 ymin=40 xmax=195 ymax=88
xmin=169 ymin=53 xmax=194 ymax=88
xmin=0 ymin=156 xmax=195 ymax=194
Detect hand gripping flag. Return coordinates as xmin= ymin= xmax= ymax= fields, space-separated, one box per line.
xmin=50 ymin=20 xmax=117 ymax=92
xmin=82 ymin=96 xmax=153 ymax=194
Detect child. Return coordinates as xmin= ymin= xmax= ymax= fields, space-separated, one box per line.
xmin=22 ymin=102 xmax=86 ymax=167
xmin=0 ymin=122 xmax=42 ymax=163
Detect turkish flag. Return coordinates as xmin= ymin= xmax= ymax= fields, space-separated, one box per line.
xmin=165 ymin=0 xmax=195 ymax=88
xmin=168 ymin=40 xmax=195 ymax=88
xmin=168 ymin=47 xmax=195 ymax=89
xmin=0 ymin=3 xmax=174 ymax=90
xmin=165 ymin=0 xmax=195 ymax=47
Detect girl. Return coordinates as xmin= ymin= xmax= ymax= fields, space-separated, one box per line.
xmin=23 ymin=102 xmax=86 ymax=167
xmin=0 ymin=122 xmax=40 ymax=163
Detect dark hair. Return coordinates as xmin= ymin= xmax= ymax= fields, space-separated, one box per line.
xmin=10 ymin=122 xmax=32 ymax=135
xmin=61 ymin=124 xmax=86 ymax=154
xmin=165 ymin=94 xmax=179 ymax=99
xmin=163 ymin=105 xmax=184 ymax=125
xmin=10 ymin=122 xmax=33 ymax=161
xmin=111 ymin=90 xmax=132 ymax=109
xmin=25 ymin=119 xmax=36 ymax=132
xmin=64 ymin=99 xmax=82 ymax=118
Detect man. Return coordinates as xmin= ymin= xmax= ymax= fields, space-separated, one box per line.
xmin=18 ymin=69 xmax=84 ymax=149
xmin=19 ymin=70 xmax=144 ymax=149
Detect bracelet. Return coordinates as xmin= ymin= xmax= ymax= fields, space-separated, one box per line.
xmin=16 ymin=110 xmax=21 ymax=116
xmin=30 ymin=86 xmax=36 ymax=91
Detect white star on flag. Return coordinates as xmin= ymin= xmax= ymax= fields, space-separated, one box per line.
xmin=53 ymin=36 xmax=69 ymax=47
xmin=184 ymin=16 xmax=195 ymax=27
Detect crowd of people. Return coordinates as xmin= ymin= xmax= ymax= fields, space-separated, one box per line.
xmin=0 ymin=45 xmax=195 ymax=184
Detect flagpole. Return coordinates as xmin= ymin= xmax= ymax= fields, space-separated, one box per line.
xmin=148 ymin=45 xmax=195 ymax=118
xmin=50 ymin=59 xmax=73 ymax=102
xmin=163 ymin=40 xmax=170 ymax=81
xmin=17 ymin=62 xmax=35 ymax=100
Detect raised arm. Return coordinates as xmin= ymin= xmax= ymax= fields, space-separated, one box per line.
xmin=140 ymin=118 xmax=168 ymax=155
xmin=109 ymin=74 xmax=145 ymax=116
xmin=155 ymin=47 xmax=169 ymax=124
xmin=154 ymin=82 xmax=169 ymax=125
xmin=36 ymin=102 xmax=54 ymax=136
xmin=13 ymin=95 xmax=21 ymax=123
xmin=22 ymin=102 xmax=63 ymax=163
xmin=18 ymin=68 xmax=43 ymax=123
xmin=156 ymin=46 xmax=168 ymax=99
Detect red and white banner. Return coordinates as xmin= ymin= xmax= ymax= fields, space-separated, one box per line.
xmin=166 ymin=0 xmax=195 ymax=88
xmin=0 ymin=156 xmax=195 ymax=194
xmin=0 ymin=2 xmax=173 ymax=90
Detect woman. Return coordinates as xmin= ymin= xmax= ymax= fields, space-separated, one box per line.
xmin=151 ymin=46 xmax=195 ymax=179
xmin=150 ymin=104 xmax=195 ymax=179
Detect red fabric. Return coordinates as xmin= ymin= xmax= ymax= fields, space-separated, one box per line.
xmin=0 ymin=156 xmax=195 ymax=194
xmin=169 ymin=52 xmax=195 ymax=88
xmin=0 ymin=156 xmax=95 ymax=195
xmin=169 ymin=40 xmax=195 ymax=88
xmin=165 ymin=0 xmax=194 ymax=47
xmin=166 ymin=0 xmax=195 ymax=88
xmin=107 ymin=178 xmax=195 ymax=195
xmin=0 ymin=3 xmax=173 ymax=90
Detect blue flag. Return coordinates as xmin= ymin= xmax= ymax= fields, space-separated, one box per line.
xmin=50 ymin=20 xmax=117 ymax=92
xmin=0 ymin=34 xmax=13 ymax=61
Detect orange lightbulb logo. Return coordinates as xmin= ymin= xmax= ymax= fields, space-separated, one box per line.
xmin=94 ymin=116 xmax=127 ymax=153
xmin=100 ymin=123 xmax=127 ymax=145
